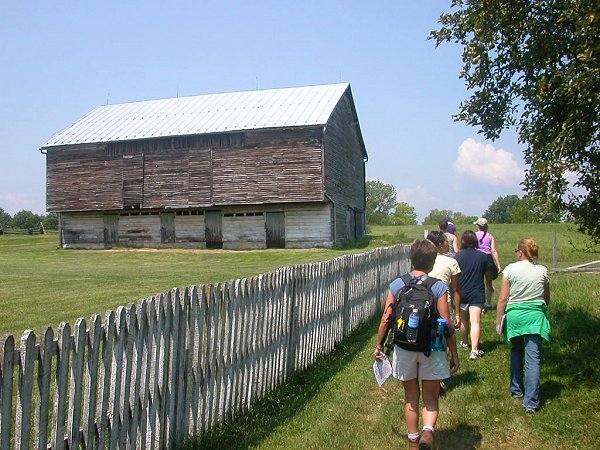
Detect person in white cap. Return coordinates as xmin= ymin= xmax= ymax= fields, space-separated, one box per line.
xmin=474 ymin=217 xmax=501 ymax=310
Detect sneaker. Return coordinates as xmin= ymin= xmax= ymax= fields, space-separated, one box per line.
xmin=524 ymin=406 xmax=538 ymax=415
xmin=485 ymin=304 xmax=496 ymax=311
xmin=511 ymin=392 xmax=524 ymax=399
xmin=459 ymin=341 xmax=469 ymax=349
xmin=419 ymin=429 xmax=434 ymax=449
xmin=469 ymin=350 xmax=484 ymax=360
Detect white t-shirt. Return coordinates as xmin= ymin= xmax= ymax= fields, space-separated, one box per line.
xmin=429 ymin=254 xmax=461 ymax=288
xmin=503 ymin=260 xmax=548 ymax=305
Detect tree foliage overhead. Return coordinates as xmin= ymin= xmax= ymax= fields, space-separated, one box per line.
xmin=431 ymin=0 xmax=600 ymax=241
xmin=365 ymin=180 xmax=397 ymax=225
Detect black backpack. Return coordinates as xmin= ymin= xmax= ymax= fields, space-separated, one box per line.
xmin=391 ymin=274 xmax=439 ymax=356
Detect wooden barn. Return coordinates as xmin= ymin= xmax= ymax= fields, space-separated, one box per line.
xmin=41 ymin=83 xmax=368 ymax=249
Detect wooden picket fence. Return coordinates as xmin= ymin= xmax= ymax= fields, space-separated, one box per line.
xmin=0 ymin=244 xmax=410 ymax=449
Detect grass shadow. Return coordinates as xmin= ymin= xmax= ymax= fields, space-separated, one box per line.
xmin=435 ymin=423 xmax=482 ymax=450
xmin=181 ymin=316 xmax=379 ymax=450
xmin=544 ymin=304 xmax=600 ymax=389
xmin=442 ymin=369 xmax=480 ymax=395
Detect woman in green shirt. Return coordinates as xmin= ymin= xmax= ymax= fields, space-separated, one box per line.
xmin=496 ymin=238 xmax=550 ymax=414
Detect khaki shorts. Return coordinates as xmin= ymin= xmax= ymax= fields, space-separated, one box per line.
xmin=392 ymin=345 xmax=451 ymax=381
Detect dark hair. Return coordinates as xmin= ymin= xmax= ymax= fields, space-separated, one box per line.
xmin=460 ymin=230 xmax=479 ymax=250
xmin=426 ymin=230 xmax=446 ymax=248
xmin=438 ymin=219 xmax=449 ymax=232
xmin=410 ymin=239 xmax=438 ymax=272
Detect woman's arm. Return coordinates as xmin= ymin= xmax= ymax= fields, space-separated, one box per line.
xmin=451 ymin=234 xmax=459 ymax=253
xmin=496 ymin=275 xmax=510 ymax=328
xmin=544 ymin=281 xmax=550 ymax=306
xmin=374 ymin=290 xmax=394 ymax=360
xmin=437 ymin=292 xmax=459 ymax=373
xmin=450 ymin=273 xmax=461 ymax=328
xmin=490 ymin=235 xmax=502 ymax=272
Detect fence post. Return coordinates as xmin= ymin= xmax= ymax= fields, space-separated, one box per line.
xmin=553 ymin=231 xmax=557 ymax=271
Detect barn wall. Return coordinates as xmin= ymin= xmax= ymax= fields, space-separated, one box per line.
xmin=60 ymin=212 xmax=105 ymax=248
xmin=58 ymin=203 xmax=333 ymax=249
xmin=285 ymin=203 xmax=333 ymax=248
xmin=323 ymin=91 xmax=366 ymax=242
xmin=175 ymin=213 xmax=205 ymax=243
xmin=119 ymin=214 xmax=161 ymax=245
xmin=46 ymin=127 xmax=324 ymax=213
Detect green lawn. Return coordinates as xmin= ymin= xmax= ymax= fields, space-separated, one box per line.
xmin=0 ymin=233 xmax=371 ymax=337
xmin=2 ymin=223 xmax=598 ymax=449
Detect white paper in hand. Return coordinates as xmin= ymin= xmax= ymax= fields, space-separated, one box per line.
xmin=373 ymin=357 xmax=392 ymax=387
xmin=496 ymin=313 xmax=506 ymax=335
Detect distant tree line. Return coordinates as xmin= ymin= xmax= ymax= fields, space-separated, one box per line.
xmin=366 ymin=182 xmax=564 ymax=226
xmin=0 ymin=207 xmax=58 ymax=232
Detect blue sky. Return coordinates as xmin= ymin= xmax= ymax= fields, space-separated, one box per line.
xmin=0 ymin=1 xmax=527 ymax=222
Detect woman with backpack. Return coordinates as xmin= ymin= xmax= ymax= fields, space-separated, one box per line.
xmin=374 ymin=239 xmax=459 ymax=450
xmin=496 ymin=238 xmax=550 ymax=414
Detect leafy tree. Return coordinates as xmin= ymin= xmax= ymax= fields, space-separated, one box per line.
xmin=366 ymin=180 xmax=397 ymax=225
xmin=422 ymin=209 xmax=454 ymax=226
xmin=390 ymin=202 xmax=418 ymax=225
xmin=42 ymin=213 xmax=59 ymax=230
xmin=508 ymin=197 xmax=537 ymax=224
xmin=485 ymin=195 xmax=521 ymax=223
xmin=431 ymin=0 xmax=600 ymax=242
xmin=12 ymin=210 xmax=42 ymax=231
xmin=0 ymin=208 xmax=12 ymax=228
xmin=451 ymin=212 xmax=478 ymax=225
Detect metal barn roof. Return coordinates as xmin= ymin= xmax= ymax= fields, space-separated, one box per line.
xmin=42 ymin=83 xmax=353 ymax=148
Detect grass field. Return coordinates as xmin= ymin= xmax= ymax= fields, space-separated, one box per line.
xmin=2 ymin=223 xmax=599 ymax=449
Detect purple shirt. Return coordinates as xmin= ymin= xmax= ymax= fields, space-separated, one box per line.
xmin=475 ymin=231 xmax=493 ymax=255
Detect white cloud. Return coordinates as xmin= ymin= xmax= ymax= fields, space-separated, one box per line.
xmin=453 ymin=138 xmax=524 ymax=186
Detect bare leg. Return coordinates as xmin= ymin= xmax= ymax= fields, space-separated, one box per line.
xmin=402 ymin=379 xmax=421 ymax=434
xmin=421 ymin=380 xmax=440 ymax=427
xmin=469 ymin=306 xmax=483 ymax=352
xmin=460 ymin=308 xmax=470 ymax=345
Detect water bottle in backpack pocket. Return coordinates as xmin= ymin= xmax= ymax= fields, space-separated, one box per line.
xmin=391 ymin=274 xmax=439 ymax=356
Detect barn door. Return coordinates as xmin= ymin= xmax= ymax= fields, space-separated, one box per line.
xmin=266 ymin=212 xmax=285 ymax=248
xmin=205 ymin=210 xmax=223 ymax=249
xmin=160 ymin=212 xmax=175 ymax=243
xmin=103 ymin=214 xmax=119 ymax=247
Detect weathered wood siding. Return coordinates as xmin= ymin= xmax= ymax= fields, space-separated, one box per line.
xmin=47 ymin=145 xmax=123 ymax=211
xmin=285 ymin=204 xmax=333 ymax=248
xmin=46 ymin=128 xmax=324 ymax=213
xmin=119 ymin=213 xmax=161 ymax=245
xmin=222 ymin=212 xmax=266 ymax=249
xmin=175 ymin=213 xmax=205 ymax=243
xmin=323 ymin=91 xmax=366 ymax=242
xmin=60 ymin=212 xmax=105 ymax=248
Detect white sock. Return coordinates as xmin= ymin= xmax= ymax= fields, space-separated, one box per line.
xmin=423 ymin=425 xmax=434 ymax=433
xmin=407 ymin=432 xmax=420 ymax=441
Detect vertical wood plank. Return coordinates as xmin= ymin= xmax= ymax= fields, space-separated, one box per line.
xmin=82 ymin=315 xmax=101 ymax=450
xmin=68 ymin=318 xmax=86 ymax=449
xmin=52 ymin=322 xmax=71 ymax=450
xmin=97 ymin=310 xmax=115 ymax=450
xmin=0 ymin=335 xmax=16 ymax=450
xmin=119 ymin=304 xmax=136 ymax=450
xmin=108 ymin=307 xmax=126 ymax=450
xmin=34 ymin=327 xmax=55 ymax=450
xmin=15 ymin=330 xmax=37 ymax=450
